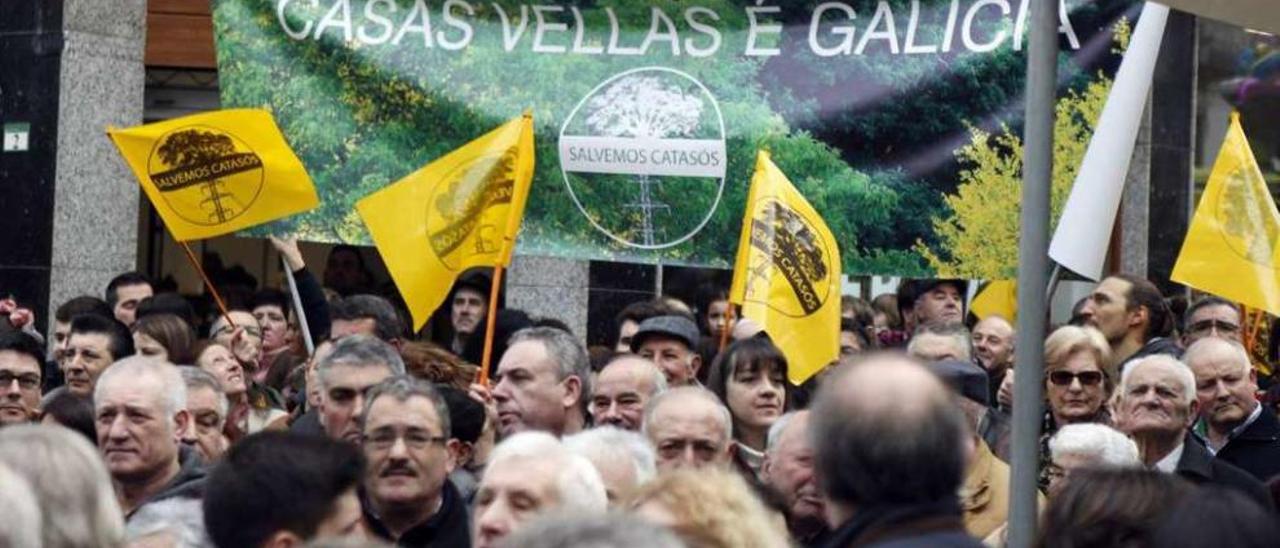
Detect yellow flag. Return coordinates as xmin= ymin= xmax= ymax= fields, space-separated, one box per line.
xmin=1172 ymin=113 xmax=1280 ymax=315
xmin=729 ymin=151 xmax=842 ymax=385
xmin=971 ymin=280 xmax=1017 ymax=322
xmin=357 ymin=114 xmax=535 ymax=330
xmin=107 ymin=109 xmax=318 ymax=241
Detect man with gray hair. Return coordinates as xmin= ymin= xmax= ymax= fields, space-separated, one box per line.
xmin=473 ymin=431 xmax=607 ymax=548
xmin=761 ymin=410 xmax=828 ymax=545
xmin=1045 ymin=423 xmax=1139 ymax=496
xmin=95 ymin=356 xmax=206 ymax=517
xmin=1184 ymin=337 xmax=1280 ymax=482
xmin=589 ymin=354 xmax=667 ymax=431
xmin=642 ymin=386 xmax=733 ymax=471
xmin=178 ymin=367 xmax=229 ymax=463
xmin=125 ymin=498 xmax=213 ymax=548
xmin=564 ymin=426 xmax=657 ymax=504
xmin=1114 ymin=355 xmax=1271 ymax=509
xmin=906 ymin=321 xmax=972 ymax=363
xmin=316 ymin=334 xmax=406 ymax=444
xmin=492 ymin=327 xmax=590 ymax=438
xmin=360 ymin=376 xmax=470 ymax=547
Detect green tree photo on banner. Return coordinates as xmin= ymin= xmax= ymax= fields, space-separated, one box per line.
xmin=212 ymin=0 xmax=1140 ymax=275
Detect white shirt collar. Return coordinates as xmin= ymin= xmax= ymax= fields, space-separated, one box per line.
xmin=1153 ymin=441 xmax=1184 ymax=474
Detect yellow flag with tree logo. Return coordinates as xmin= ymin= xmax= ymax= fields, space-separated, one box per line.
xmin=729 ymin=151 xmax=842 ymax=385
xmin=107 ymin=109 xmax=318 ymax=241
xmin=357 ymin=114 xmax=535 ymax=330
xmin=1172 ymin=113 xmax=1280 ymax=315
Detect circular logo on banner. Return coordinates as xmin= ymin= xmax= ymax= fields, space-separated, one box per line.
xmin=741 ymin=199 xmax=835 ymax=319
xmin=426 ymin=150 xmax=519 ymax=271
xmin=559 ymin=67 xmax=727 ymax=250
xmin=146 ymin=125 xmax=264 ymax=226
xmin=1214 ymin=164 xmax=1280 ymax=267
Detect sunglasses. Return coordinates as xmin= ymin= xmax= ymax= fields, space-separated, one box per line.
xmin=1048 ymin=370 xmax=1104 ymax=387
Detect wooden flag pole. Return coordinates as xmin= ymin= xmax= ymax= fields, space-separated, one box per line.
xmin=719 ymin=303 xmax=735 ymax=352
xmin=179 ymin=241 xmax=236 ymax=329
xmin=477 ymin=266 xmax=505 ymax=386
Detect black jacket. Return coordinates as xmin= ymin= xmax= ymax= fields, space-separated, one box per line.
xmin=128 ymin=446 xmax=207 ymax=519
xmin=292 ymin=267 xmax=331 ymax=343
xmin=364 ymin=478 xmax=471 ymax=548
xmin=1175 ymin=433 xmax=1274 ymax=512
xmin=822 ymin=500 xmax=983 ymax=548
xmin=1118 ymin=337 xmax=1183 ymax=373
xmin=1215 ymin=405 xmax=1280 ymax=483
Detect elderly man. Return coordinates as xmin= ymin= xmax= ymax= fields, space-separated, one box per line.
xmin=472 ymin=431 xmax=607 ymax=548
xmin=492 ymin=327 xmax=590 ymax=438
xmin=811 ymin=353 xmax=981 ymax=547
xmin=63 ymin=314 xmax=134 ymax=398
xmin=178 ymin=367 xmax=229 ymax=463
xmin=203 ymin=432 xmax=366 ymax=547
xmin=906 ymin=322 xmax=972 ymax=363
xmin=762 ymin=411 xmax=828 ymax=546
xmin=95 ymin=356 xmax=205 ymax=517
xmin=972 ymin=315 xmax=1014 ymax=401
xmin=1181 ymin=297 xmax=1241 ymax=347
xmin=361 ymin=376 xmax=470 ymax=546
xmin=642 ymin=386 xmax=733 ymax=470
xmin=588 ymin=354 xmax=667 ymax=431
xmin=0 ymin=332 xmax=44 ymax=427
xmin=564 ymin=426 xmax=657 ymax=505
xmin=1184 ymin=338 xmax=1280 ymax=482
xmin=1114 ymin=355 xmax=1271 ymax=509
xmin=1078 ymin=275 xmax=1180 ymax=371
xmin=896 ymin=279 xmax=966 ymax=333
xmin=1044 ymin=423 xmax=1140 ymax=496
xmin=630 ymin=315 xmax=703 ymax=386
xmin=316 ymin=335 xmax=406 ymax=444
xmin=105 ymin=272 xmax=153 ymax=327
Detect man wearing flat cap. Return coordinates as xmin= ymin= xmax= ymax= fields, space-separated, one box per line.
xmin=897 ymin=279 xmax=968 ymax=335
xmin=630 ymin=315 xmax=702 ymax=386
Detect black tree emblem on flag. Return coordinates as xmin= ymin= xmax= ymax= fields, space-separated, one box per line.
xmin=156 ymin=129 xmax=242 ymax=223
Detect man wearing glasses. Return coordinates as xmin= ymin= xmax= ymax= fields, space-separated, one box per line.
xmin=0 ymin=331 xmax=44 ymax=427
xmin=1181 ymin=296 xmax=1242 ymax=347
xmin=361 ymin=376 xmax=471 ymax=547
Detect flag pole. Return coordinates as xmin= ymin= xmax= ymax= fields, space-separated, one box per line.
xmin=280 ymin=255 xmax=314 ymax=355
xmin=719 ymin=303 xmax=735 ymax=351
xmin=477 ymin=266 xmax=505 ymax=386
xmin=179 ymin=241 xmax=235 ymax=328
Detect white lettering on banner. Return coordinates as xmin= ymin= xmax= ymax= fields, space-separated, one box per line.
xmin=273 ymin=0 xmax=1089 ymax=57
xmin=559 ymin=136 xmax=727 ymax=178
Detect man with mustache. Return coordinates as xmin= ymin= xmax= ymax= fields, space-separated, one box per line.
xmin=1114 ymin=355 xmax=1271 ymax=509
xmin=94 ymin=356 xmax=205 ymax=518
xmin=761 ymin=410 xmax=829 ymax=547
xmin=360 ymin=376 xmax=470 ymax=547
xmin=1185 ymin=338 xmax=1280 ymax=482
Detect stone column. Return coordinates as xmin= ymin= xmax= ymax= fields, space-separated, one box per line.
xmin=506 ymin=256 xmax=590 ymax=342
xmin=47 ymin=0 xmax=147 ymax=326
xmin=1146 ymin=12 xmax=1198 ymax=295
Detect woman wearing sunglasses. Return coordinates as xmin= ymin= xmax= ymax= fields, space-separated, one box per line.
xmin=1038 ymin=325 xmax=1113 ymax=491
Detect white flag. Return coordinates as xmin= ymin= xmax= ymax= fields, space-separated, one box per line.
xmin=1048 ymin=3 xmax=1169 ymax=280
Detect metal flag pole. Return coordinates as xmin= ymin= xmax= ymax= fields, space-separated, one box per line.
xmin=280 ymin=255 xmax=315 ymax=355
xmin=1008 ymin=0 xmax=1059 ymax=545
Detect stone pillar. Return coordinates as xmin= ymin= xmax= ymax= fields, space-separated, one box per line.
xmin=1146 ymin=12 xmax=1198 ymax=295
xmin=506 ymin=256 xmax=590 ymax=342
xmin=1118 ymin=102 xmax=1152 ymax=276
xmin=48 ymin=0 xmax=147 ymax=327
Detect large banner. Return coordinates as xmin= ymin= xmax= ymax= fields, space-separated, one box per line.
xmin=213 ymin=0 xmax=1141 ymax=276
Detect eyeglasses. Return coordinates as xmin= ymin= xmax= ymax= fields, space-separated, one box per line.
xmin=362 ymin=428 xmax=447 ymax=450
xmin=1187 ymin=319 xmax=1240 ymax=335
xmin=0 ymin=371 xmax=41 ymax=391
xmin=1048 ymin=371 xmax=1104 ymax=387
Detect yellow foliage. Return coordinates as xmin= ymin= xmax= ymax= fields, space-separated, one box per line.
xmin=916 ymin=77 xmax=1111 ymax=279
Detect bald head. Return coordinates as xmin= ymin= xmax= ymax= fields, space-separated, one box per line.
xmin=643 ymin=387 xmax=732 ymax=470
xmin=972 ymin=316 xmax=1014 ymax=372
xmin=811 ymin=353 xmax=968 ymax=515
xmin=590 ymin=355 xmax=667 ymax=431
xmin=1184 ymin=337 xmax=1259 ymax=435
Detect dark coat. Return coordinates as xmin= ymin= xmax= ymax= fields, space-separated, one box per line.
xmin=1119 ymin=337 xmax=1183 ymax=373
xmin=363 ymin=478 xmax=471 ymax=548
xmin=128 ymin=446 xmax=207 ymax=519
xmin=1216 ymin=405 xmax=1280 ymax=483
xmin=1175 ymin=433 xmax=1274 ymax=512
xmin=822 ymin=501 xmax=983 ymax=548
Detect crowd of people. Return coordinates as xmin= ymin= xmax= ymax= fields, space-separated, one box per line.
xmin=1 ymin=240 xmax=1279 ymax=548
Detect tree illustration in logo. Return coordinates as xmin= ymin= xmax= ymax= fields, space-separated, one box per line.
xmin=1217 ymin=165 xmax=1280 ymax=266
xmin=585 ymin=76 xmax=705 ymax=246
xmin=432 ymin=150 xmax=518 ymax=259
xmin=747 ymin=201 xmax=830 ymax=315
xmin=156 ymin=129 xmax=241 ymax=223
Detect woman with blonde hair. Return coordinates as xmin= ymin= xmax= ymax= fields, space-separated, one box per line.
xmin=628 ymin=467 xmax=790 ymax=548
xmin=1037 ymin=325 xmax=1114 ymax=490
xmin=0 ymin=424 xmax=125 ymax=548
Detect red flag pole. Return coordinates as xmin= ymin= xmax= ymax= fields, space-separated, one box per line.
xmin=719 ymin=303 xmax=735 ymax=352
xmin=477 ymin=265 xmax=505 ymax=386
xmin=179 ymin=241 xmax=235 ymax=329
